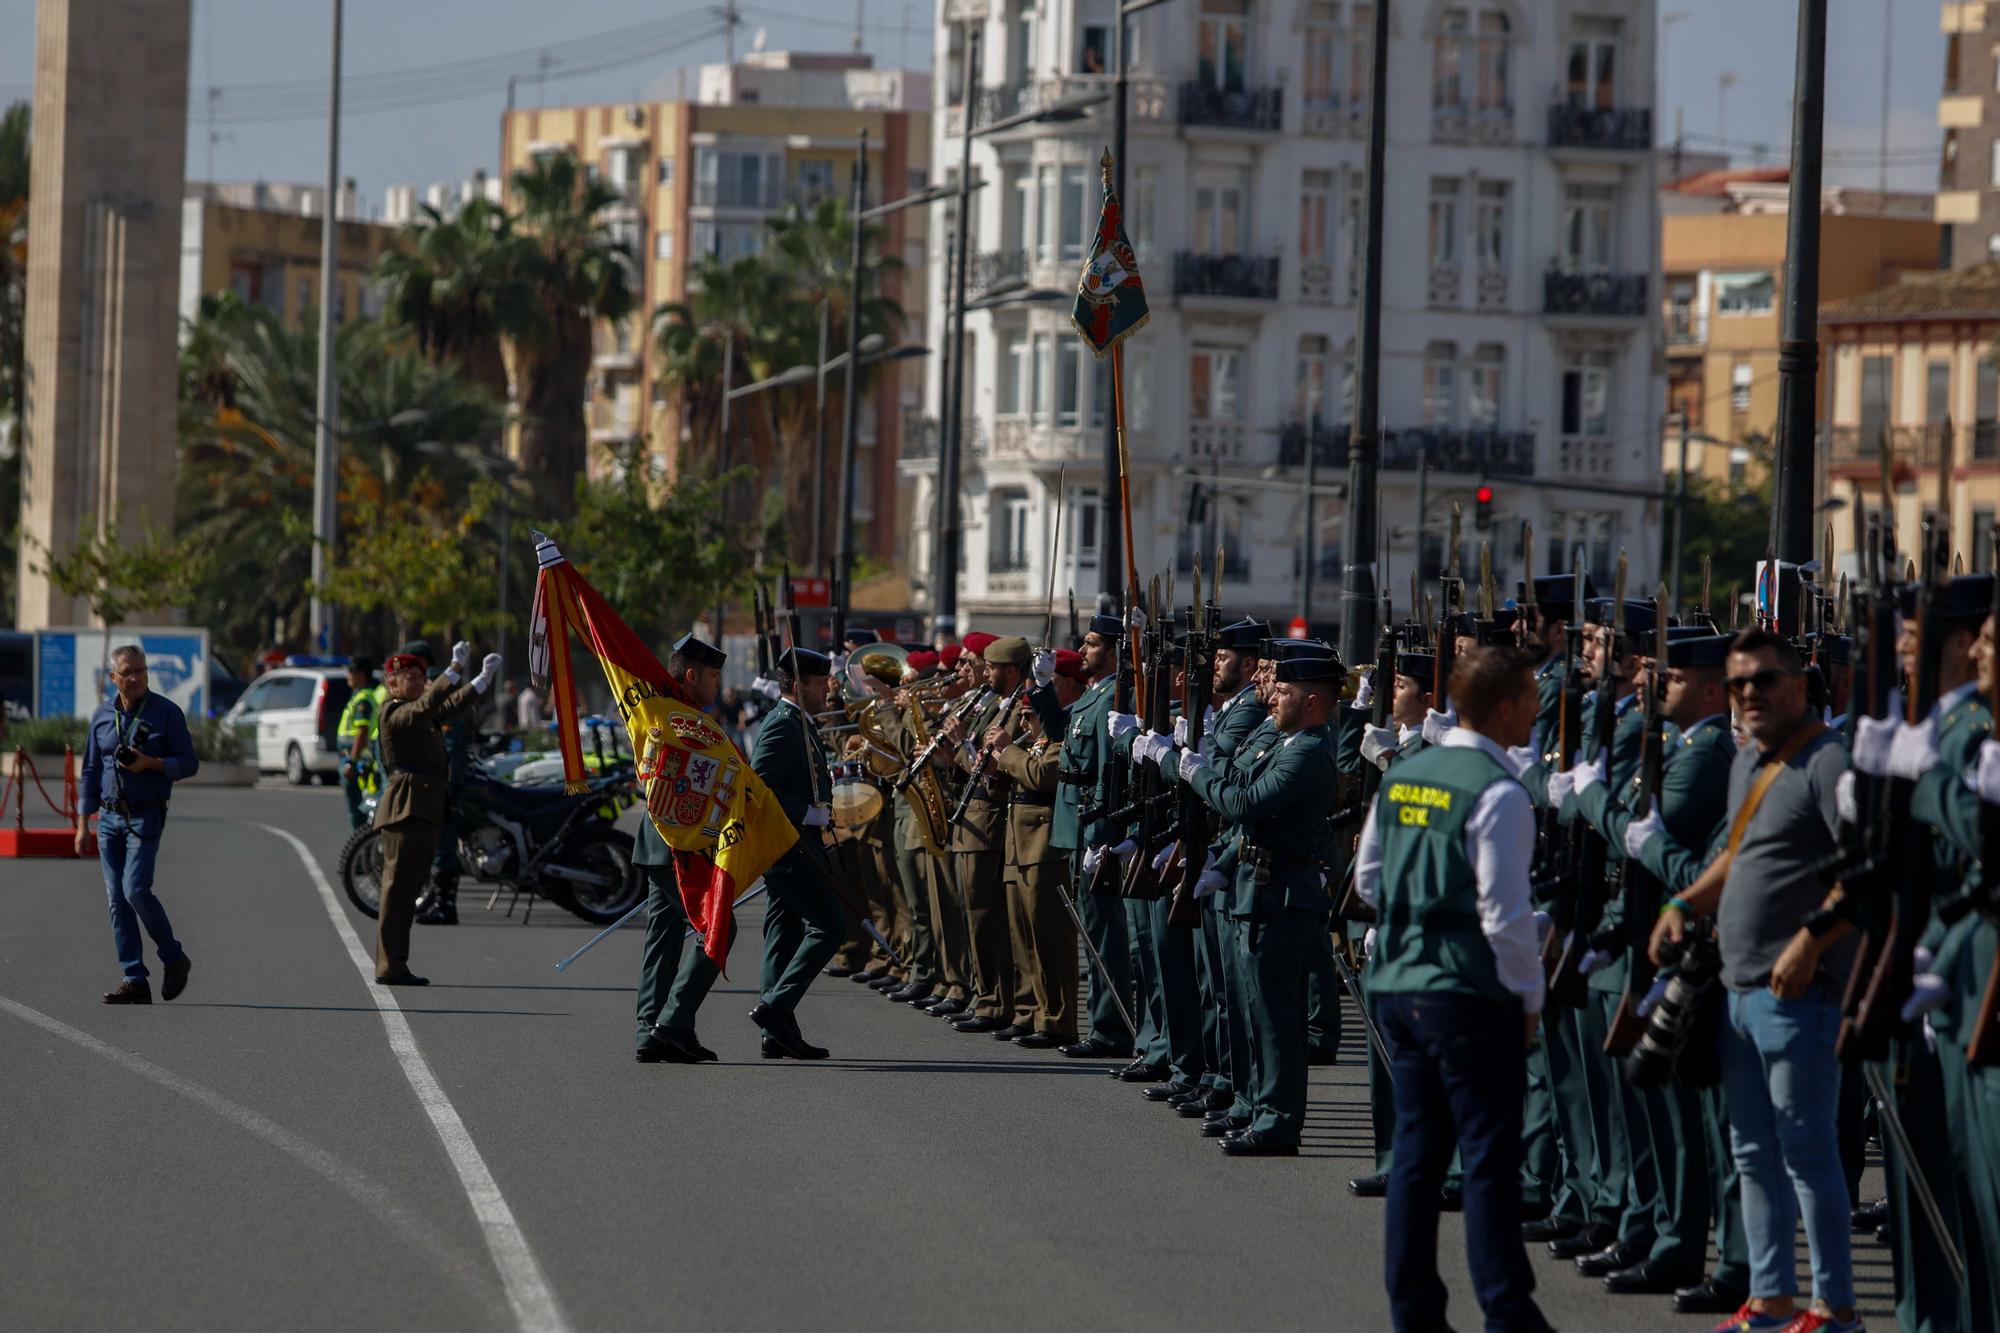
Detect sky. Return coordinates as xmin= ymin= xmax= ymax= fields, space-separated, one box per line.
xmin=0 ymin=0 xmax=1950 ymax=208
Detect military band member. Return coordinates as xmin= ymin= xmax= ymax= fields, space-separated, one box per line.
xmin=880 ymin=649 xmax=945 ymax=1007
xmin=633 ymin=633 xmax=729 ymax=1065
xmin=1356 ymin=645 xmax=1553 ymax=1333
xmin=372 ymin=643 xmax=494 ymax=986
xmin=917 ymin=643 xmax=980 ymax=1018
xmin=937 ymin=633 xmax=1021 ymax=1033
xmin=747 ymin=647 xmax=846 ymax=1060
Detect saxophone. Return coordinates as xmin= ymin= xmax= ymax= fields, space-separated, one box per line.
xmin=901 ymin=695 xmax=950 ymax=858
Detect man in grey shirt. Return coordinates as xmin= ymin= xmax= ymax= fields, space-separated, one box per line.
xmin=1648 ymin=629 xmax=1860 ymax=1333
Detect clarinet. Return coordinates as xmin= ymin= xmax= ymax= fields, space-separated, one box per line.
xmin=893 ymin=688 xmax=992 ymax=794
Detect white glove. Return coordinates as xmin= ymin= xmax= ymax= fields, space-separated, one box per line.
xmin=1836 ymin=769 xmax=1859 ymax=825
xmin=1852 ymin=714 xmax=1897 ymax=777
xmin=471 ymin=653 xmax=503 ymax=695
xmin=1360 ymin=724 xmax=1398 ymax=768
xmin=1885 ymin=717 xmax=1938 ymax=782
xmin=1572 ymin=754 xmax=1606 ymax=795
xmin=1352 ymin=671 xmax=1374 ymax=710
xmin=1082 ymin=845 xmax=1106 ymax=876
xmin=1505 ymin=745 xmax=1537 ymax=778
xmin=1178 ymin=750 xmax=1208 ymax=782
xmin=803 ymin=804 xmax=831 ymax=827
xmin=1421 ymin=708 xmax=1453 ymax=746
xmin=1623 ymin=808 xmax=1665 ymax=861
xmin=1579 ymin=946 xmax=1613 ymax=976
xmin=750 ymin=674 xmax=783 ymax=701
xmin=1032 ymin=648 xmax=1056 ymax=686
xmin=1151 ymin=842 xmax=1176 ymax=875
xmin=1173 ymin=715 xmax=1191 ymax=748
xmin=450 ymin=640 xmax=471 ymax=670
xmin=1135 ymin=731 xmax=1170 ymax=766
xmin=1126 ymin=606 xmax=1147 ymax=632
xmin=1973 ymin=739 xmax=2000 ymax=804
xmin=1532 ymin=910 xmax=1554 ymax=948
xmin=1112 ymin=838 xmax=1139 ymax=866
xmin=1902 ymin=947 xmax=1950 ymax=1022
xmin=1547 ymin=768 xmax=1577 ymax=811
xmin=830 ymin=651 xmax=849 ymax=684
xmin=1108 ymin=711 xmax=1139 ymax=740
xmin=1362 ymin=926 xmax=1377 ymax=960
xmin=1194 ymin=860 xmax=1228 ymax=898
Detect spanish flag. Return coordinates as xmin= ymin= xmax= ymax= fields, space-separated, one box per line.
xmin=529 ymin=533 xmax=795 ymax=969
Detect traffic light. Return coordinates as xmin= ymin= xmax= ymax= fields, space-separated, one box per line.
xmin=1474 ymin=484 xmax=1494 ymax=530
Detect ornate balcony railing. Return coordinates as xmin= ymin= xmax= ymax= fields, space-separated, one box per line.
xmin=1174 ymin=252 xmax=1280 ymax=300
xmin=1475 ymin=268 xmax=1509 ymax=311
xmin=1190 ymin=419 xmax=1249 ymax=462
xmin=1546 ymin=102 xmax=1653 ymax=151
xmin=1300 ymin=260 xmax=1335 ymax=306
xmin=1666 ymin=312 xmax=1703 ymax=346
xmin=1177 ymin=82 xmax=1284 ymax=131
xmin=1301 ymin=97 xmax=1367 ymax=139
xmin=1277 ymin=423 xmax=1535 ymax=477
xmin=899 ymin=410 xmax=986 ymax=462
xmin=1431 ymin=102 xmax=1514 ymax=146
xmin=1543 ymin=269 xmax=1648 ymax=317
xmin=970 ymin=248 xmax=1028 ymax=296
xmin=1428 ymin=264 xmax=1462 ymax=309
xmin=1828 ymin=422 xmax=2000 ymax=467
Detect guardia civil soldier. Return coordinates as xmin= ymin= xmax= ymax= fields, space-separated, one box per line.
xmin=373 ymin=643 xmax=495 ymax=985
xmin=1178 ymin=651 xmax=1345 ymax=1157
xmin=336 ymin=655 xmax=382 ymax=830
xmin=1355 ymin=645 xmax=1553 ymax=1333
xmin=633 ymin=633 xmax=729 ymax=1065
xmin=747 ymin=647 xmax=847 ymax=1059
xmin=1034 ymin=613 xmax=1136 ymax=1060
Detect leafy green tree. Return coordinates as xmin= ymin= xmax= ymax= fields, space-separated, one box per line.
xmin=30 ymin=510 xmax=210 ymax=676
xmin=507 ymin=152 xmax=637 ymax=517
xmin=373 ymin=196 xmax=527 ymax=404
xmin=294 ymin=485 xmax=505 ymax=646
xmin=1668 ymin=471 xmax=1775 ymax=624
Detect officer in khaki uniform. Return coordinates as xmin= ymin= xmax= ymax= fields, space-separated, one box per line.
xmin=917 ymin=644 xmax=981 ymax=1018
xmin=939 ymin=631 xmax=1017 ymax=1031
xmin=876 ymin=653 xmax=946 ymax=1007
xmin=373 ymin=643 xmax=494 ymax=985
xmin=989 ymin=645 xmax=1087 ymax=1047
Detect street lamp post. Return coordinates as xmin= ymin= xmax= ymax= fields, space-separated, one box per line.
xmin=1772 ymin=0 xmax=1827 ymax=565
xmin=1338 ymin=0 xmax=1391 ymax=667
xmin=811 ymin=299 xmax=830 ymax=570
xmin=833 ymin=127 xmax=871 ymax=645
xmin=935 ymin=30 xmax=979 ymax=640
xmin=309 ymin=0 xmax=344 ymax=653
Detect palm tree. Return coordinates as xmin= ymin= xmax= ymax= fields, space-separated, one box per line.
xmin=507 ymin=152 xmax=636 ymax=516
xmin=373 ymin=196 xmax=529 ymax=405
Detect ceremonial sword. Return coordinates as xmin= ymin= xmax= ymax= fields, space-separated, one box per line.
xmin=553 ymin=882 xmax=771 ymax=971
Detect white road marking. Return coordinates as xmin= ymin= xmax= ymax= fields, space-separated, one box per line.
xmin=0 ymin=996 xmax=504 ymax=1318
xmin=257 ymin=823 xmax=571 ymax=1333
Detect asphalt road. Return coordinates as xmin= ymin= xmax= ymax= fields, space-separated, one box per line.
xmin=2 ymin=785 xmax=1896 ymax=1331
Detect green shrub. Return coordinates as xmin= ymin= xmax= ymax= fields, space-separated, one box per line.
xmin=9 ymin=715 xmax=87 ymax=755
xmin=188 ymin=717 xmax=251 ymax=765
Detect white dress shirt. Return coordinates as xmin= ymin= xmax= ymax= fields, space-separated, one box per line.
xmin=1354 ymin=727 xmax=1546 ymax=1013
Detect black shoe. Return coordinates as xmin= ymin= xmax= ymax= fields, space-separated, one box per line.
xmin=1852 ymin=1198 xmax=1889 ymax=1232
xmin=1115 ymin=1061 xmax=1167 ymax=1083
xmin=748 ymin=1002 xmax=829 ymax=1059
xmin=1576 ymin=1241 xmax=1647 ymax=1278
xmin=1165 ymin=1085 xmax=1209 ymax=1108
xmin=1143 ymin=1081 xmax=1199 ymax=1103
xmin=1220 ymin=1129 xmax=1299 ymax=1157
xmin=953 ymin=1014 xmax=1009 ymax=1033
xmin=1348 ymin=1175 xmax=1388 ymax=1198
xmin=1672 ymin=1277 xmax=1749 ymax=1315
xmin=1439 ymin=1187 xmax=1464 ymax=1213
xmin=1059 ymin=1038 xmax=1127 ymax=1059
xmin=888 ymin=984 xmax=932 ymax=1004
xmin=651 ymin=1026 xmax=716 ymax=1063
xmin=102 ymin=979 xmax=152 ymax=1005
xmin=927 ymin=998 xmax=969 ymax=1017
xmin=850 ymin=968 xmax=888 ymax=985
xmin=991 ymin=1024 xmax=1034 ymax=1040
xmin=1176 ymin=1095 xmax=1220 ymax=1119
xmin=1604 ymin=1260 xmax=1703 ymax=1295
xmin=160 ymin=954 xmax=191 ymax=1002
xmin=865 ymin=973 xmax=902 ymax=991
xmin=1013 ymin=1032 xmax=1060 ymax=1049
xmin=415 ymin=900 xmax=458 ymax=926
xmin=1522 ymin=1217 xmax=1580 ymax=1244
xmin=1549 ymin=1225 xmax=1615 ymax=1260
xmin=1202 ymin=1115 xmax=1250 ymax=1139
xmin=375 ymin=971 xmax=430 ymax=987
xmin=824 ymin=964 xmax=858 ymax=978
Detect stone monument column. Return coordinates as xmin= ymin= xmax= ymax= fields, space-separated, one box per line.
xmin=14 ymin=0 xmax=192 ymax=629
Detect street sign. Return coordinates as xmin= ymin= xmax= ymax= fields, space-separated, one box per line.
xmin=789 ymin=577 xmax=832 ymax=607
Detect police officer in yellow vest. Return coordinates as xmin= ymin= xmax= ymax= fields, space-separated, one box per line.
xmin=1354 ymin=644 xmax=1554 ymax=1333
xmin=336 ymin=655 xmax=383 ymax=830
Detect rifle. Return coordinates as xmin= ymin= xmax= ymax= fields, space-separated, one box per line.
xmin=1970 ymin=526 xmax=2000 ymax=1065
xmin=1164 ymin=553 xmax=1216 ymax=926
xmin=1606 ymin=582 xmax=1669 ymax=1056
xmin=1433 ymin=504 xmax=1462 ymax=711
xmin=1336 ymin=594 xmax=1397 ymax=926
xmin=1121 ymin=575 xmax=1177 ymax=900
xmin=752 ymin=584 xmax=775 ymax=681
xmin=1519 ymin=523 xmax=1538 ymax=653
xmin=1068 ymin=588 xmax=1080 ymax=649
xmin=1086 ymin=587 xmax=1140 ymax=898
xmin=1549 ymin=550 xmax=1626 ymax=1007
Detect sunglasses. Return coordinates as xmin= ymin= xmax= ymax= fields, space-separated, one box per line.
xmin=1726 ymin=667 xmax=1798 ymax=695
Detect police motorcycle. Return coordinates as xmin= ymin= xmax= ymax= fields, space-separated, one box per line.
xmin=338 ymin=717 xmax=643 ymax=925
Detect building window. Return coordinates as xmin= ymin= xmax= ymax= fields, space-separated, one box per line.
xmin=1422 ymin=342 xmax=1458 ymax=427
xmin=1467 ymin=344 xmax=1503 ymax=428
xmin=1129 ymin=346 xmax=1153 ymax=431
xmin=1090 ymin=356 xmax=1110 ymax=429
xmin=1978 ymin=357 xmax=1999 ymax=424
xmin=1013 ymin=2 xmax=1039 ymax=84
xmin=1032 ymin=334 xmax=1054 ymax=425
xmin=1001 ymin=336 xmax=1029 ymax=416
xmin=1474 ymin=11 xmax=1510 ymax=112
xmin=991 ymin=487 xmax=1031 ymax=573
xmin=1668 ymin=279 xmax=1696 ymax=340
xmin=1296 ymin=335 xmax=1330 ymax=424
xmin=1005 ymin=168 xmax=1030 ymax=252
xmin=1189 ymin=348 xmax=1243 ymax=420
xmin=1197 ymin=0 xmax=1251 ymax=93
xmin=1560 ymin=351 xmax=1613 ymax=436
xmin=1428 ymin=177 xmax=1460 ymax=269
xmin=1078 ymin=22 xmax=1109 ymax=74
xmin=1565 ymin=16 xmax=1619 ymax=110
xmin=1927 ymin=360 xmax=1951 ymax=423
xmin=1303 ymin=5 xmax=1339 ymax=110
xmin=1131 ymin=167 xmax=1158 ymax=254
xmin=657 ymin=156 xmax=675 ymax=186
xmin=690 ymin=221 xmax=763 ymax=262
xmin=1731 ymin=362 xmax=1753 ymax=413
xmin=1347 ymin=5 xmax=1375 ymax=110
xmin=653 ymin=231 xmax=674 ymax=260
xmin=1474 ymin=179 xmax=1508 ymax=273
xmin=1714 ymin=270 xmax=1775 ymax=316
xmin=1068 ymin=487 xmax=1102 ymax=566
xmin=1061 ymin=165 xmax=1088 ymax=261
xmin=793 ymin=158 xmax=836 ymax=205
xmin=1193 ymin=177 xmax=1246 ymax=254
xmin=1057 ymin=341 xmax=1082 ymax=428
xmin=1433 ymin=10 xmax=1469 ymax=113
xmin=1560 ymin=182 xmax=1616 ymax=273
xmin=1300 ymin=170 xmax=1332 ymax=263
xmin=1178 ymin=494 xmax=1251 ymax=579
xmin=1036 ymin=165 xmax=1057 ymax=264
xmin=1976 ymin=509 xmax=1996 ymax=570
xmin=1858 ymin=354 xmax=1892 ymax=447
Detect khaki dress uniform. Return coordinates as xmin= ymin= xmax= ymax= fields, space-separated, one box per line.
xmin=372 ymin=673 xmax=481 ymax=979
xmin=993 ymin=727 xmax=1081 ymax=1043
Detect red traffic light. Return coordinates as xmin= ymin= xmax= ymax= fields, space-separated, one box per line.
xmin=1475 ymin=485 xmax=1494 ymax=504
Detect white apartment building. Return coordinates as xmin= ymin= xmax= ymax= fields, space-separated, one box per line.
xmin=909 ymin=0 xmax=1665 ymax=639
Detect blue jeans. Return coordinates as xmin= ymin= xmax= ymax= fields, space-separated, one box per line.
xmin=99 ymin=809 xmax=182 ymax=982
xmin=1718 ymin=988 xmax=1853 ymax=1309
xmin=1375 ymin=991 xmax=1550 ymax=1333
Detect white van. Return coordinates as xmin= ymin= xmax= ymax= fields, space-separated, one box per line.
xmin=223 ymin=666 xmax=353 ymax=784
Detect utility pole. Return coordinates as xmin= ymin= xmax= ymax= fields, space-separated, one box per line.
xmin=1299 ymin=438 xmax=1317 ymax=629
xmin=1772 ymin=0 xmax=1826 ymax=565
xmin=1672 ymin=414 xmax=1689 ymax=613
xmin=309 ymin=0 xmax=344 ymax=654
xmin=833 ymin=129 xmax=870 ymax=645
xmin=716 ymin=331 xmax=733 ymax=645
xmin=1337 ymin=0 xmax=1390 ymax=667
xmin=935 ymin=28 xmax=979 ymax=636
xmin=1099 ymin=3 xmax=1130 ymax=613
xmin=811 ymin=299 xmax=830 ymax=570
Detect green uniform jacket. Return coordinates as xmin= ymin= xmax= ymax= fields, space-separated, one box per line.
xmin=1033 ymin=674 xmax=1117 ymax=851
xmin=373 ymin=676 xmax=481 ymax=828
xmin=750 ymin=698 xmax=833 ymax=883
xmin=1534 ymin=656 xmax=1569 ymax=758
xmin=1909 ymin=686 xmax=1993 ymax=1045
xmin=1187 ymin=721 xmax=1339 ymax=919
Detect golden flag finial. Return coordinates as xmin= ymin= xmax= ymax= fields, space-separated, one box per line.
xmin=1100 ymin=147 xmax=1114 ymax=189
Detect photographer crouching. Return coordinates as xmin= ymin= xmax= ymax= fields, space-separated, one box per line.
xmin=78 ymin=645 xmax=200 ymax=1005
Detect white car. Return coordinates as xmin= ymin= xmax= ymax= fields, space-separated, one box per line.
xmin=224 ymin=666 xmax=354 ymax=784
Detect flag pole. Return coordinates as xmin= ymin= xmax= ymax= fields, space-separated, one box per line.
xmin=1111 ymin=339 xmax=1144 ymax=714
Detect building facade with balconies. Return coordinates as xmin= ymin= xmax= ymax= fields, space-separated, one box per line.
xmin=1936 ymin=1 xmax=2000 ymax=266
xmin=913 ymin=0 xmax=1669 ymax=640
xmin=1821 ymin=260 xmax=2000 ymax=579
xmin=498 ymin=51 xmax=931 ymax=565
